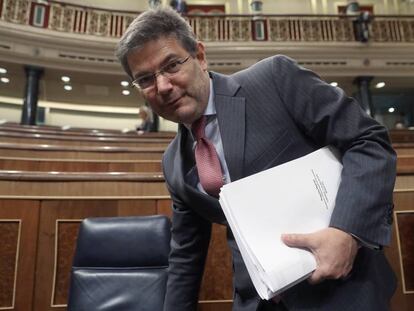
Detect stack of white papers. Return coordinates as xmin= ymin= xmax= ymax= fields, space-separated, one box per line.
xmin=219 ymin=147 xmax=343 ymax=300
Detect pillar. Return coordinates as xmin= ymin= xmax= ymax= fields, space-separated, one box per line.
xmin=354 ymin=76 xmax=374 ymax=117
xmin=21 ymin=65 xmax=44 ymax=125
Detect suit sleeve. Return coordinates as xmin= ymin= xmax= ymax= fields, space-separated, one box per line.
xmin=162 ymin=182 xmax=212 ymax=311
xmin=271 ymin=55 xmax=396 ymax=247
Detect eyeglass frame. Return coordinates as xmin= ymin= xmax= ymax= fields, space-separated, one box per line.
xmin=131 ymin=55 xmax=191 ymax=90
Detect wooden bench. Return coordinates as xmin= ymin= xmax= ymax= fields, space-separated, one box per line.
xmin=0 ymin=156 xmax=162 ymax=172
xmin=0 ymin=131 xmax=171 ymax=148
xmin=0 ymin=143 xmax=165 ymax=160
xmin=390 ymin=129 xmax=414 ymax=144
xmin=397 ymin=155 xmax=414 ymax=174
xmin=0 ymin=170 xmax=168 ymax=196
xmin=387 ymin=175 xmax=414 ymax=311
xmin=0 ymin=122 xmax=176 ymax=138
xmin=394 ymin=143 xmax=414 ymax=156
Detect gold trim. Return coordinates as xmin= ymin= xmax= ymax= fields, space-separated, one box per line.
xmin=51 ymin=219 xmax=83 ymax=308
xmin=53 ymin=299 xmax=234 ymax=308
xmin=0 ymin=219 xmax=21 ymax=310
xmin=0 ymin=156 xmax=161 ymax=163
xmin=394 ymin=188 xmax=414 ymax=193
xmin=0 ymin=195 xmax=171 ymax=200
xmin=198 ymin=299 xmax=233 ymax=303
xmin=394 ymin=210 xmax=414 ymax=294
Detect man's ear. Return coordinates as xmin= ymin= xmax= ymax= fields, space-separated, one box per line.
xmin=196 ymin=41 xmax=208 ymax=71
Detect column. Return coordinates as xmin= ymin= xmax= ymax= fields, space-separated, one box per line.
xmin=21 ymin=65 xmax=44 ymax=125
xmin=354 ymin=76 xmax=374 ymax=117
xmin=250 ymin=1 xmax=265 ymax=40
xmin=150 ymin=114 xmax=159 ymax=132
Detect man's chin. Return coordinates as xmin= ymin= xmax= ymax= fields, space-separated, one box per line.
xmin=170 ymin=105 xmax=201 ymax=124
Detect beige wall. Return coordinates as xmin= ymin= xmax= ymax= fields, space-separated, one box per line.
xmin=0 ymin=102 xmax=21 ymax=123
xmin=0 ymin=100 xmax=177 ymax=132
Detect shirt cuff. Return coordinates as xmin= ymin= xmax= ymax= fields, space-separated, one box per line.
xmin=351 ymin=233 xmax=381 ymax=250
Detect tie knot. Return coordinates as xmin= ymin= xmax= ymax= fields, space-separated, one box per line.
xmin=192 ymin=116 xmax=206 ymax=140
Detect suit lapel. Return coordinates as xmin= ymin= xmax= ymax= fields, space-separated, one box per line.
xmin=212 ymin=72 xmax=246 ymax=181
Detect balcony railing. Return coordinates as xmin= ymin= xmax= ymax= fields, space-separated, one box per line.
xmin=1 ymin=0 xmax=414 ymax=42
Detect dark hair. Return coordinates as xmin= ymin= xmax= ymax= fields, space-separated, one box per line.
xmin=116 ymin=6 xmax=198 ymax=78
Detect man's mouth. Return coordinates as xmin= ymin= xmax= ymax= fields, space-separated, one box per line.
xmin=167 ymin=94 xmax=184 ymax=106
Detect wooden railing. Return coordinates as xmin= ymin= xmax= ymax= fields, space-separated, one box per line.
xmin=1 ymin=0 xmax=413 ymax=42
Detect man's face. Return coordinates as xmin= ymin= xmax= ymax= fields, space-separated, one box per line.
xmin=127 ymin=36 xmax=210 ymax=125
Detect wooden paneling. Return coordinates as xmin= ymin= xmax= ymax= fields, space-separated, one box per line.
xmin=390 ymin=130 xmax=414 ymax=144
xmin=200 ymin=224 xmax=233 ymax=300
xmin=0 ymin=132 xmax=170 ymax=148
xmin=0 ymin=123 xmax=176 ymax=139
xmin=0 ymin=221 xmax=20 ymax=309
xmin=397 ymin=156 xmax=414 ymax=174
xmin=53 ymin=221 xmax=80 ymax=307
xmin=394 ymin=175 xmax=414 ymax=190
xmin=395 ymin=147 xmax=414 ymax=156
xmin=0 ymin=176 xmax=169 ymax=197
xmin=0 ymin=200 xmax=40 ymax=311
xmin=0 ymin=157 xmax=162 ymax=172
xmin=0 ymin=190 xmax=411 ymax=311
xmin=395 ymin=212 xmax=414 ymax=292
xmin=0 ymin=143 xmax=165 ymax=160
xmin=386 ymin=191 xmax=414 ymax=311
xmin=0 ymin=122 xmax=411 ymax=311
xmin=198 ymin=301 xmax=232 ymax=311
xmin=156 ymin=198 xmax=173 ymax=217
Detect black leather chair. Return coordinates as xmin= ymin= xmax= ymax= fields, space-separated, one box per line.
xmin=67 ymin=215 xmax=171 ymax=311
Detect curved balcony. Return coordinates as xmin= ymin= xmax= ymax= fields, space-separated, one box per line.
xmin=0 ymin=0 xmax=413 ymax=76
xmin=1 ymin=0 xmax=414 ymax=42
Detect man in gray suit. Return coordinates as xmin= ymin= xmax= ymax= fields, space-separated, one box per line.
xmin=116 ymin=7 xmax=397 ymax=311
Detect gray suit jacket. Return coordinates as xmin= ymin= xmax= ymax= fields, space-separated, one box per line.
xmin=162 ymin=55 xmax=397 ymax=311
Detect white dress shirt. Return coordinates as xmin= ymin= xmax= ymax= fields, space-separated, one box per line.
xmin=186 ymin=78 xmax=231 ymax=194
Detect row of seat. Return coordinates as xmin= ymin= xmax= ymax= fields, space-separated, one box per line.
xmin=0 ymin=122 xmax=176 ymax=138
xmin=0 ymin=123 xmax=413 ymax=311
xmin=0 ymin=123 xmax=233 ymax=311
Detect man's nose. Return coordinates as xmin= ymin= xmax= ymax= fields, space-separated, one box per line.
xmin=155 ymin=74 xmax=173 ymax=94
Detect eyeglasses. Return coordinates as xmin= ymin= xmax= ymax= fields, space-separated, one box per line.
xmin=132 ymin=55 xmax=191 ymax=90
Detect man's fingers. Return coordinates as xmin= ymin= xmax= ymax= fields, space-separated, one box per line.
xmin=308 ymin=271 xmax=324 ymax=285
xmin=308 ymin=262 xmax=353 ymax=285
xmin=281 ymin=233 xmax=312 ymax=248
xmin=282 ymin=228 xmax=358 ymax=286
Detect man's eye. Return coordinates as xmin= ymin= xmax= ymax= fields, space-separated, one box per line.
xmin=138 ymin=75 xmax=154 ymax=85
xmin=164 ymin=61 xmax=179 ymax=73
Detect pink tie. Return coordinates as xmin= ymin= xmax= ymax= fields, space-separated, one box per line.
xmin=192 ymin=116 xmax=224 ymax=197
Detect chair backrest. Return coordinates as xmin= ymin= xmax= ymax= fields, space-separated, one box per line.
xmin=67 ymin=215 xmax=171 ymax=311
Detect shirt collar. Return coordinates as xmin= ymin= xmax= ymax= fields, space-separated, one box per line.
xmin=204 ymin=78 xmax=216 ymax=116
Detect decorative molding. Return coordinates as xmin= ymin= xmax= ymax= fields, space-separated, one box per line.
xmin=199 ymin=299 xmax=233 ymax=303
xmin=386 ymin=61 xmax=414 ymax=66
xmin=57 ymin=52 xmax=117 ymax=64
xmin=1 ymin=13 xmax=413 ymax=76
xmin=0 ymin=219 xmax=21 ymax=310
xmin=299 ymin=60 xmax=348 ymax=66
xmin=51 ymin=219 xmax=82 ymax=308
xmin=394 ymin=210 xmax=414 ymax=294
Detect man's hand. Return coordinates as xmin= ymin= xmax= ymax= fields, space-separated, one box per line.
xmin=281 ymin=227 xmax=359 ymax=284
